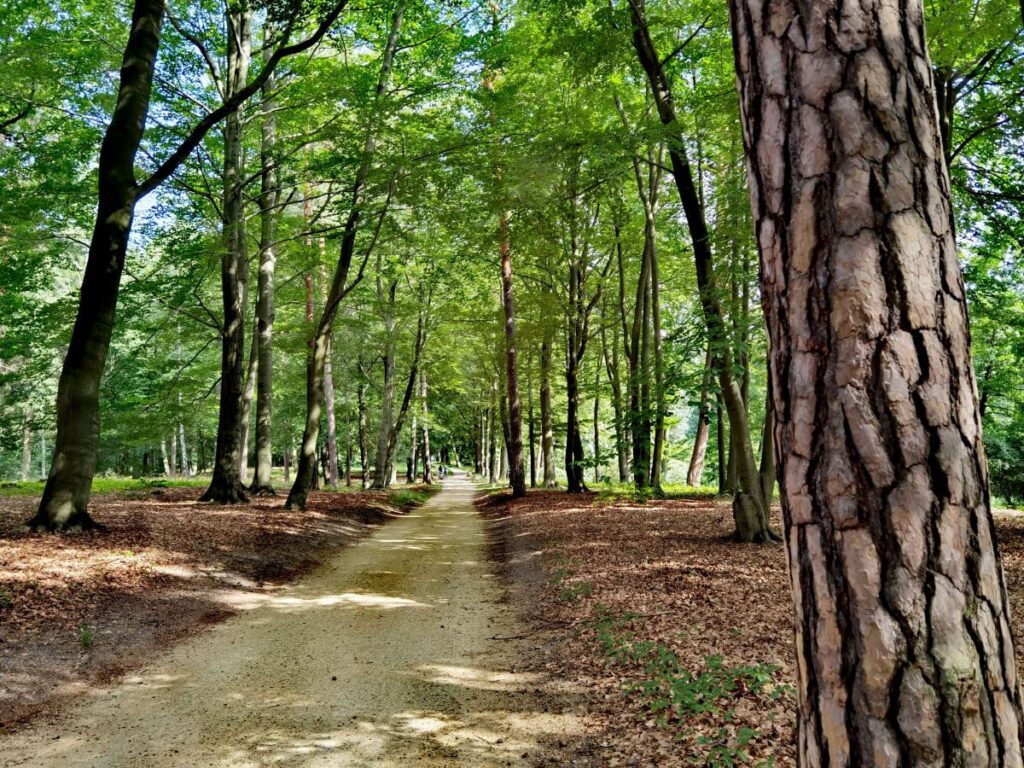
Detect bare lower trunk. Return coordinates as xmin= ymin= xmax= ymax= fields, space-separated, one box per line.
xmin=358 ymin=381 xmax=369 ymax=488
xmin=421 ymin=372 xmax=432 ymax=484
xmin=239 ymin=326 xmax=257 ymax=483
xmin=540 ymin=337 xmax=556 ymax=487
xmin=21 ymin=408 xmax=33 ymax=482
xmin=202 ymin=3 xmax=252 ymax=506
xmin=29 ymin=0 xmax=165 ymax=531
xmin=729 ymin=0 xmax=1024 ymax=761
xmin=323 ymin=340 xmax=339 ymax=488
xmin=687 ymin=350 xmax=712 ymax=486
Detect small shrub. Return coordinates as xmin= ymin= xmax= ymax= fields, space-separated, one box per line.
xmin=78 ymin=624 xmax=95 ymax=649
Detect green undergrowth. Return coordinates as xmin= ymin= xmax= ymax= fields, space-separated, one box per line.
xmin=595 ymin=482 xmax=720 ymax=505
xmin=0 ymin=476 xmax=210 ymax=496
xmin=591 ymin=605 xmax=792 ymax=766
xmin=389 ymin=488 xmax=435 ymax=508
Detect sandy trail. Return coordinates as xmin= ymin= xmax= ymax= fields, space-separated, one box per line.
xmin=1 ymin=475 xmax=580 ymax=767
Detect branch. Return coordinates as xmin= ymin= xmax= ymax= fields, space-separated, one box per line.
xmin=137 ymin=0 xmax=351 ymax=199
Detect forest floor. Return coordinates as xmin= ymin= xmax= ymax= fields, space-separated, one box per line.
xmin=480 ymin=488 xmax=1024 ymax=768
xmin=0 ymin=475 xmax=582 ymax=767
xmin=0 ymin=481 xmax=433 ymax=733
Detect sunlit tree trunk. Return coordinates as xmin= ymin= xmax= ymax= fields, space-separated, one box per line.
xmin=687 ymin=349 xmax=712 ymax=486
xmin=729 ymin=0 xmax=1024 ymax=762
xmin=28 ymin=0 xmax=165 ymax=530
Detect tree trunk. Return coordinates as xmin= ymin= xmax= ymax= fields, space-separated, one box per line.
xmin=602 ymin=321 xmax=629 ymax=483
xmin=527 ymin=361 xmax=537 ymax=488
xmin=421 ymin=372 xmax=432 ymax=484
xmin=540 ymin=336 xmax=557 ymax=487
xmin=323 ymin=338 xmax=339 ymax=488
xmin=408 ymin=394 xmax=419 ymax=484
xmin=239 ymin=324 xmax=257 ymax=483
xmin=160 ymin=438 xmax=170 ymax=476
xmin=202 ymin=2 xmax=252 ymax=505
xmin=687 ymin=349 xmax=712 ymax=486
xmin=28 ymin=0 xmax=165 ymax=531
xmin=251 ymin=40 xmax=277 ymax=496
xmin=488 ymin=396 xmax=498 ymax=484
xmin=593 ymin=362 xmax=601 ymax=484
xmin=564 ymin=357 xmax=587 ymax=493
xmin=357 ymin=380 xmax=369 ymax=488
xmin=21 ymin=408 xmax=33 ymax=482
xmin=286 ymin=1 xmax=404 ymax=509
xmin=628 ymin=0 xmax=771 ymax=539
xmin=499 ymin=215 xmax=527 ymax=497
xmin=728 ymin=0 xmax=1024 ymax=762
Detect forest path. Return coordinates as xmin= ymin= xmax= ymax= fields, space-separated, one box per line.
xmin=1 ymin=474 xmax=580 ymax=767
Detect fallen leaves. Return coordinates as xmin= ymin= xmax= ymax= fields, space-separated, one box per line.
xmin=481 ymin=492 xmax=1024 ymax=767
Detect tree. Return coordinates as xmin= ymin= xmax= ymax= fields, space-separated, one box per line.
xmin=27 ymin=0 xmax=352 ymax=529
xmin=728 ymin=0 xmax=1024 ymax=762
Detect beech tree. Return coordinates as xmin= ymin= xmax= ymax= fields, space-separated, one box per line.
xmin=728 ymin=0 xmax=1024 ymax=763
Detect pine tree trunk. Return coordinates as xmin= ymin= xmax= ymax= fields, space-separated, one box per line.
xmin=728 ymin=0 xmax=1024 ymax=762
xmin=202 ymin=2 xmax=252 ymax=505
xmin=28 ymin=0 xmax=165 ymax=531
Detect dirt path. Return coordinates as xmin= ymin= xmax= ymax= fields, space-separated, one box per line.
xmin=0 ymin=475 xmax=580 ymax=767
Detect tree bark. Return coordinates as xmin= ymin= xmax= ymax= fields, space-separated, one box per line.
xmin=28 ymin=0 xmax=165 ymax=530
xmin=728 ymin=0 xmax=1024 ymax=762
xmin=527 ymin=359 xmax=537 ymax=488
xmin=202 ymin=1 xmax=252 ymax=505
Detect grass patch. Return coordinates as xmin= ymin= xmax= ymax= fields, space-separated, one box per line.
xmin=595 ymin=482 xmax=720 ymax=505
xmin=78 ymin=624 xmax=95 ymax=649
xmin=389 ymin=488 xmax=434 ymax=507
xmin=0 ymin=477 xmax=211 ymax=497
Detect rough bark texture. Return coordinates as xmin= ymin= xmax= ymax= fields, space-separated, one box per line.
xmin=728 ymin=0 xmax=1024 ymax=764
xmin=29 ymin=0 xmax=165 ymax=531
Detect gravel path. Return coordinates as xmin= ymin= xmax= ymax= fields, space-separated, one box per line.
xmin=1 ymin=474 xmax=579 ymax=767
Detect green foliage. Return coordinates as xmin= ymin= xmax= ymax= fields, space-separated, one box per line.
xmin=78 ymin=624 xmax=95 ymax=649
